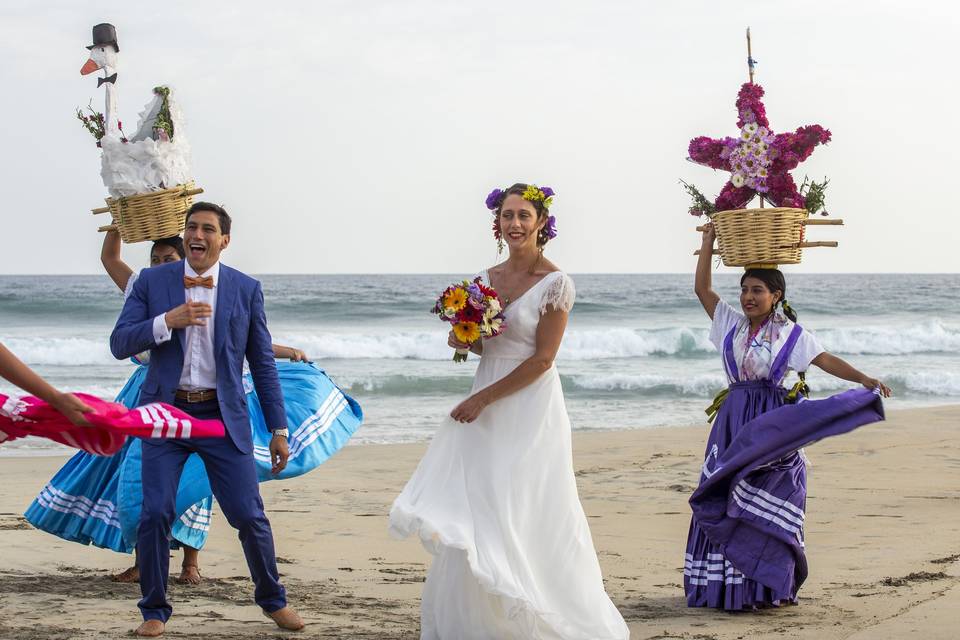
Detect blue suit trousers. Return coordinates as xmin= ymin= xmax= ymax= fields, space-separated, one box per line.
xmin=137 ymin=399 xmax=286 ymax=622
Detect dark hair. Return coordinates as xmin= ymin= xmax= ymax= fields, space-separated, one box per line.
xmin=186 ymin=201 xmax=232 ymax=235
xmin=740 ymin=268 xmax=798 ymax=322
xmin=493 ymin=183 xmax=553 ymax=247
xmin=151 ymin=236 xmax=185 ymax=259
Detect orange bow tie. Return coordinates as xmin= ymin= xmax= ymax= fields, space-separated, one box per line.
xmin=183 ymin=275 xmax=214 ymax=289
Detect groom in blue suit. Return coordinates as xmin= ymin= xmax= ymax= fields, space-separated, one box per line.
xmin=110 ymin=202 xmax=304 ymax=637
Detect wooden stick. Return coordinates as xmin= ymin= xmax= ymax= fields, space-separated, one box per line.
xmin=801 ymin=218 xmax=844 ymax=226
xmin=747 ymin=27 xmax=755 ymax=84
xmin=694 ymin=241 xmax=838 ymax=256
xmin=97 ymin=224 xmax=118 ymax=232
xmin=181 ymin=187 xmax=204 ymax=197
xmin=91 ymin=206 xmax=111 ymax=215
xmin=696 ymin=220 xmax=845 ymax=232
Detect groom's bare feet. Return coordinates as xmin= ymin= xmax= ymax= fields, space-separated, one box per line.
xmin=135 ymin=620 xmax=165 ymax=637
xmin=174 ymin=564 xmax=201 ymax=585
xmin=264 ymin=606 xmax=304 ymax=631
xmin=111 ymin=565 xmax=139 ymax=583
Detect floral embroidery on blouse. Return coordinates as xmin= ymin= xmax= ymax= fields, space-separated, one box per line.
xmin=733 ymin=312 xmax=789 ymax=381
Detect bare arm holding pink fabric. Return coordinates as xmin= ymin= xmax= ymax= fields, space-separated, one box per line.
xmin=0 ymin=342 xmax=94 ymax=426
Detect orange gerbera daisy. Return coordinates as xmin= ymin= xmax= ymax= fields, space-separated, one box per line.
xmin=443 ymin=288 xmax=468 ymax=312
xmin=452 ymin=321 xmax=481 ymax=344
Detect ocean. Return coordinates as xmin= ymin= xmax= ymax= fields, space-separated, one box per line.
xmin=1 ymin=273 xmax=958 ymax=456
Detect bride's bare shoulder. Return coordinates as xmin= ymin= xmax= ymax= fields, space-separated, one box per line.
xmin=484 ymin=263 xmax=506 ymax=279
xmin=535 ymin=258 xmax=562 ymax=276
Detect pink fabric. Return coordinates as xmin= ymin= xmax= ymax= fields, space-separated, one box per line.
xmin=0 ymin=393 xmax=225 ymax=456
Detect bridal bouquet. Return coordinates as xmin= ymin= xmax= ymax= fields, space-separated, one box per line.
xmin=432 ymin=277 xmax=506 ymax=362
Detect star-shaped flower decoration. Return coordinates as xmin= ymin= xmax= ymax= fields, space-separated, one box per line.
xmin=688 ymin=83 xmax=831 ymax=212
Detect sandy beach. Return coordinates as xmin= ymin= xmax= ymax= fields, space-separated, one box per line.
xmin=0 ymin=404 xmax=957 ymax=639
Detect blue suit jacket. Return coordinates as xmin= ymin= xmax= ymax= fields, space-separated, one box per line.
xmin=109 ymin=261 xmax=285 ymax=454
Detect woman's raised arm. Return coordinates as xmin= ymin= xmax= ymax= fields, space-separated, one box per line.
xmin=695 ymin=223 xmax=720 ymax=319
xmin=101 ymin=229 xmax=134 ymax=293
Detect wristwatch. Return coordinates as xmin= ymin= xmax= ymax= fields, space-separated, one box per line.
xmin=271 ymin=428 xmax=289 ymax=439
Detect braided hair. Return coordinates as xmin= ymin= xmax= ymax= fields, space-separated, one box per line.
xmin=742 ymin=267 xmax=809 ymax=398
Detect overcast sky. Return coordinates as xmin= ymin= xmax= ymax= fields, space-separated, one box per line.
xmin=1 ymin=0 xmax=957 ymax=274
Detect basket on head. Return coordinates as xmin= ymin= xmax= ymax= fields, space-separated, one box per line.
xmin=711 ymin=207 xmax=808 ymax=267
xmin=93 ymin=182 xmax=204 ymax=243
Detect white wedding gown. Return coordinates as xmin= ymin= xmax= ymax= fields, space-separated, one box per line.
xmin=389 ymin=271 xmax=629 ymax=640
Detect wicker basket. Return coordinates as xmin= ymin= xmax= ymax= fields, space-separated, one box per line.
xmin=711 ymin=207 xmax=809 ymax=267
xmin=93 ymin=182 xmax=204 ymax=243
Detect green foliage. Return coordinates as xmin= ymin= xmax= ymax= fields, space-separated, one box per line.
xmin=800 ymin=176 xmax=830 ymax=215
xmin=76 ymin=102 xmax=106 ymax=143
xmin=680 ymin=179 xmax=716 ymax=217
xmin=152 ymin=86 xmax=175 ymax=140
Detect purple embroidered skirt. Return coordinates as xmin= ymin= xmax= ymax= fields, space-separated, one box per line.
xmin=683 ymin=383 xmax=884 ymax=610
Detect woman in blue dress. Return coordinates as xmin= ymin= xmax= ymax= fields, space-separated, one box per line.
xmin=25 ymin=230 xmax=363 ymax=583
xmin=685 ymin=223 xmax=890 ymax=610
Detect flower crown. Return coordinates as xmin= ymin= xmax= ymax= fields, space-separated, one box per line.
xmin=485 ymin=184 xmax=555 ymax=210
xmin=484 ymin=184 xmax=558 ymax=247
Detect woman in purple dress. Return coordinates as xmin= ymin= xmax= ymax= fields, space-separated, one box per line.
xmin=685 ymin=223 xmax=891 ymax=610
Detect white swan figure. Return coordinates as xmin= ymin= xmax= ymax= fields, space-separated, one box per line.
xmin=81 ymin=24 xmax=192 ymax=198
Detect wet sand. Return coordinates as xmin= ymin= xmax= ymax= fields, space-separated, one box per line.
xmin=0 ymin=404 xmax=957 ymax=639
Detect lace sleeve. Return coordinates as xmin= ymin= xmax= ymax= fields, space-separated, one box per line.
xmin=539 ymin=273 xmax=576 ymax=314
xmin=123 ymin=271 xmax=139 ymax=301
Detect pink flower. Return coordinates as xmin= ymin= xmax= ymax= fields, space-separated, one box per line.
xmin=735 ymin=83 xmax=769 ymax=129
xmin=688 ymin=136 xmax=732 ymax=170
xmin=715 ymin=181 xmax=755 ymax=212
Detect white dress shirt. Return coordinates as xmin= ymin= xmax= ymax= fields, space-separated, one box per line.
xmin=152 ymin=262 xmax=220 ymax=390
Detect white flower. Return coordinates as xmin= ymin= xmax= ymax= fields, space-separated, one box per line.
xmin=744 ymin=122 xmax=759 ymax=135
xmin=486 ymin=298 xmax=502 ymax=314
xmin=0 ymin=398 xmax=29 ymax=421
xmin=732 ymin=173 xmax=746 ymax=188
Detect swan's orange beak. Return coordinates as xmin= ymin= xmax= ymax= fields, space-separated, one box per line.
xmin=81 ymin=58 xmax=100 ymax=75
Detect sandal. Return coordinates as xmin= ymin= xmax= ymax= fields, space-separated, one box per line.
xmin=174 ymin=563 xmax=202 ymax=585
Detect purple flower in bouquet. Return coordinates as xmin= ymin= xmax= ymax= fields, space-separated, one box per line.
xmin=466 ymin=281 xmax=485 ymax=307
xmin=485 ymin=188 xmax=504 ymax=210
xmin=540 ymin=186 xmax=555 ymax=199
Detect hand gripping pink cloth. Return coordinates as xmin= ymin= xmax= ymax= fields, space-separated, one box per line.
xmin=0 ymin=393 xmax=225 ymax=456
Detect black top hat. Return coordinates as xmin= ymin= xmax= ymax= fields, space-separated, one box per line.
xmin=87 ymin=23 xmax=119 ymax=52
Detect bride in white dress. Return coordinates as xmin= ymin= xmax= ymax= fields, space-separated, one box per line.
xmin=389 ymin=184 xmax=629 ymax=639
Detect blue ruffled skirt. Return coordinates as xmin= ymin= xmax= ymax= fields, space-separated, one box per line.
xmin=25 ymin=361 xmax=362 ymax=552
